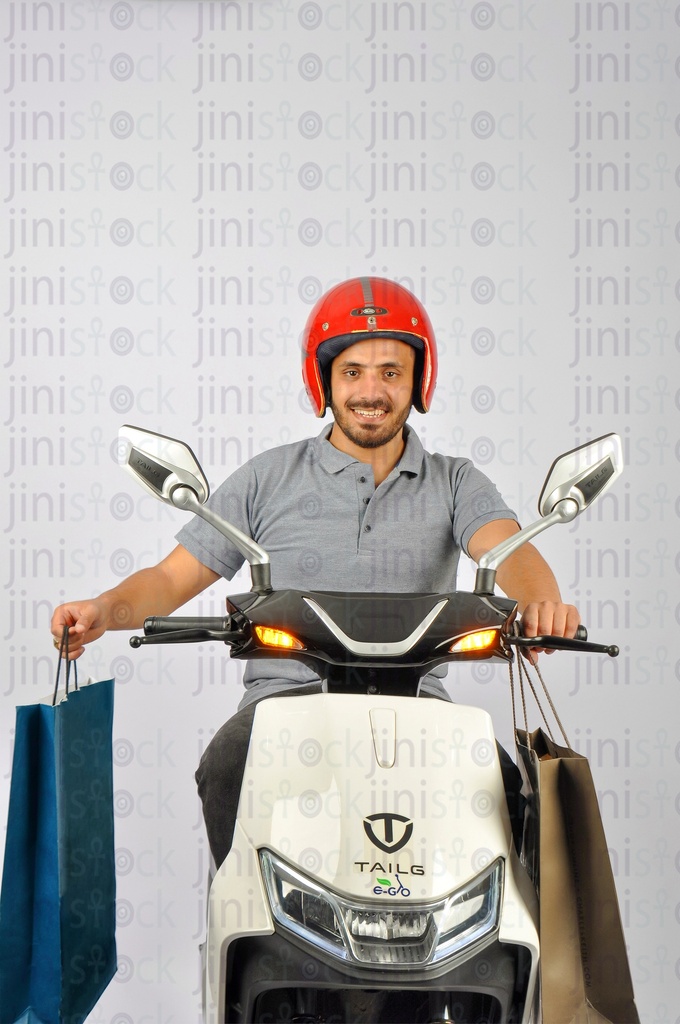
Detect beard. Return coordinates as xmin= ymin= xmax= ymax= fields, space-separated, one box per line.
xmin=329 ymin=397 xmax=412 ymax=450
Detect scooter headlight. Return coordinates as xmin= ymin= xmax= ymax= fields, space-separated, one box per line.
xmin=260 ymin=850 xmax=502 ymax=969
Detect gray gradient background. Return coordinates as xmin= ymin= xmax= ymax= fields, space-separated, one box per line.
xmin=0 ymin=1 xmax=678 ymax=1019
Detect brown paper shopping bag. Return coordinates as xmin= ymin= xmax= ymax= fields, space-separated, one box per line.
xmin=512 ymin=656 xmax=639 ymax=1024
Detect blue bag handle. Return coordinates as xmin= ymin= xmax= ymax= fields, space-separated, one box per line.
xmin=53 ymin=625 xmax=78 ymax=705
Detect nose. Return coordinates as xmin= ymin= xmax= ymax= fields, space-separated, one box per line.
xmin=356 ymin=370 xmax=386 ymax=402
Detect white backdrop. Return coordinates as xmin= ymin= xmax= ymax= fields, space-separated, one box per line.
xmin=1 ymin=1 xmax=678 ymax=1020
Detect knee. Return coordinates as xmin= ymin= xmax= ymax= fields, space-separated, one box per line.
xmin=195 ymin=707 xmax=256 ymax=794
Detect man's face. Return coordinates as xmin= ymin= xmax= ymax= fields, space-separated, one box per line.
xmin=329 ymin=337 xmax=415 ymax=450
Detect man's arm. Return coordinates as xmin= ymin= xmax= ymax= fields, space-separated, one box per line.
xmin=468 ymin=520 xmax=580 ymax=656
xmin=50 ymin=544 xmax=220 ymax=659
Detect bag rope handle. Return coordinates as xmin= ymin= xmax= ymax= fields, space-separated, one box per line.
xmin=53 ymin=626 xmax=79 ymax=705
xmin=509 ymin=622 xmax=571 ymax=751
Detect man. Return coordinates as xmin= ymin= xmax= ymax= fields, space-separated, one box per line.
xmin=51 ymin=276 xmax=579 ymax=861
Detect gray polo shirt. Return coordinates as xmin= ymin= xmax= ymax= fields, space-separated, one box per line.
xmin=177 ymin=424 xmax=517 ymax=707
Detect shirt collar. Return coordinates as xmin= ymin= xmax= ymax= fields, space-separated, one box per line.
xmin=312 ymin=422 xmax=424 ymax=477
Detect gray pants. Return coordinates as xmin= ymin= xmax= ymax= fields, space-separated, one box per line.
xmin=195 ymin=686 xmax=524 ymax=866
xmin=195 ymin=685 xmax=322 ymax=866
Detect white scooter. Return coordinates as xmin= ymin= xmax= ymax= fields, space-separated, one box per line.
xmin=119 ymin=426 xmax=622 ymax=1024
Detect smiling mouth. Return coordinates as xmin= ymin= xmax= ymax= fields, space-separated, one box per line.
xmin=350 ymin=407 xmax=389 ymax=420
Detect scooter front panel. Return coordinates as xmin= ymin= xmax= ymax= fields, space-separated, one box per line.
xmin=237 ymin=694 xmax=512 ymax=901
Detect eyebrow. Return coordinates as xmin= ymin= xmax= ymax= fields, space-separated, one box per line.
xmin=335 ymin=358 xmax=405 ymax=369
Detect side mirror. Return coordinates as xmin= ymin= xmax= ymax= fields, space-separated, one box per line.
xmin=538 ymin=433 xmax=623 ymax=517
xmin=118 ymin=425 xmax=272 ymax=594
xmin=474 ymin=433 xmax=623 ymax=594
xmin=118 ymin=424 xmax=210 ymax=505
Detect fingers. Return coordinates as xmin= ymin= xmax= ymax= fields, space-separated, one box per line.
xmin=521 ymin=601 xmax=581 ymax=661
xmin=52 ymin=604 xmax=94 ymax=635
xmin=51 ymin=601 xmax=105 ymax=658
xmin=522 ymin=601 xmax=580 ymax=637
xmin=53 ymin=637 xmax=86 ymax=661
xmin=51 ymin=624 xmax=87 ymax=660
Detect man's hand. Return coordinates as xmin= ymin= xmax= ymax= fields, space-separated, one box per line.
xmin=520 ymin=600 xmax=581 ymax=662
xmin=468 ymin=521 xmax=581 ymax=663
xmin=51 ymin=598 xmax=110 ymax=659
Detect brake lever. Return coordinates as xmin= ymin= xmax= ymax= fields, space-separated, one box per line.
xmin=129 ymin=628 xmax=245 ymax=648
xmin=505 ymin=634 xmax=619 ymax=657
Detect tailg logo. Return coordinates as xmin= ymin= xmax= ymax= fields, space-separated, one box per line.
xmin=363 ymin=812 xmax=413 ymax=853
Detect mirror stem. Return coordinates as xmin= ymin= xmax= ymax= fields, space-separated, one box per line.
xmin=473 ymin=499 xmax=579 ymax=595
xmin=171 ymin=486 xmax=273 ymax=595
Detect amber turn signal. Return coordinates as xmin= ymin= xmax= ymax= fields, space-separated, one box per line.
xmin=254 ymin=626 xmax=304 ymax=650
xmin=450 ymin=629 xmax=499 ymax=654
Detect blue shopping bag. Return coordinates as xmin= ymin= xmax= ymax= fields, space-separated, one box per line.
xmin=0 ymin=633 xmax=117 ymax=1024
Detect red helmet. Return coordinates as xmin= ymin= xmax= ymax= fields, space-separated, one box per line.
xmin=301 ymin=276 xmax=438 ymax=417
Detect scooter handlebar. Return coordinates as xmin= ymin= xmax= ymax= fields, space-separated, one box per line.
xmin=129 ymin=615 xmax=241 ymax=648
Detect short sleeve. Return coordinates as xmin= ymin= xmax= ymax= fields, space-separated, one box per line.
xmin=451 ymin=461 xmax=518 ymax=555
xmin=175 ymin=462 xmax=257 ymax=579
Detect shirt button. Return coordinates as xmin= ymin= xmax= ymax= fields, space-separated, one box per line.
xmin=359 ymin=476 xmax=366 ymax=483
xmin=363 ymin=497 xmax=369 ymax=505
xmin=364 ymin=524 xmax=371 ymax=532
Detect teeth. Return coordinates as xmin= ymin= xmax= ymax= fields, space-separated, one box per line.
xmin=355 ymin=410 xmax=384 ymax=418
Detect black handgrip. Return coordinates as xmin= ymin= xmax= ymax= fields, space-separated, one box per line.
xmin=143 ymin=615 xmax=231 ymax=634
